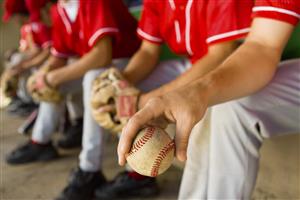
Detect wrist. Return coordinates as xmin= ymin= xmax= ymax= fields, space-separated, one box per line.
xmin=193 ymin=76 xmax=216 ymax=107
xmin=122 ymin=71 xmax=135 ymax=84
xmin=46 ymin=71 xmax=59 ymax=88
xmin=14 ymin=63 xmax=25 ymax=74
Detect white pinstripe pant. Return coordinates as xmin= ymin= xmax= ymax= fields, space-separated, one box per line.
xmin=179 ymin=59 xmax=300 ymax=199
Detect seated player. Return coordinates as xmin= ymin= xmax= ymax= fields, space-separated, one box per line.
xmin=93 ymin=0 xmax=254 ymax=199
xmin=2 ymin=0 xmax=83 ymax=147
xmin=24 ymin=0 xmax=84 ymax=149
xmin=2 ymin=0 xmax=52 ymax=84
xmin=118 ymin=0 xmax=300 ymax=199
xmin=6 ymin=1 xmax=142 ymax=200
xmin=1 ymin=0 xmax=51 ymax=115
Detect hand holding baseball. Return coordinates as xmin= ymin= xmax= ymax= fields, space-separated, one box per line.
xmin=126 ymin=126 xmax=175 ymax=177
xmin=118 ymin=85 xmax=209 ymax=165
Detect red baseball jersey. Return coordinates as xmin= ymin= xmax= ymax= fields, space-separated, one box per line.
xmin=25 ymin=0 xmax=49 ymax=22
xmin=50 ymin=0 xmax=140 ymax=59
xmin=2 ymin=0 xmax=28 ymax=22
xmin=19 ymin=22 xmax=52 ymax=51
xmin=138 ymin=0 xmax=253 ymax=63
xmin=252 ymin=0 xmax=300 ymax=26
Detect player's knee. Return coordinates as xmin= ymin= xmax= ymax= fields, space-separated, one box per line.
xmin=211 ymin=101 xmax=243 ymax=128
xmin=82 ymin=70 xmax=102 ymax=90
xmin=39 ymin=101 xmax=57 ymax=110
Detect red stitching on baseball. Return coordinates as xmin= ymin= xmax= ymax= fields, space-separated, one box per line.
xmin=150 ymin=140 xmax=175 ymax=177
xmin=128 ymin=126 xmax=155 ymax=156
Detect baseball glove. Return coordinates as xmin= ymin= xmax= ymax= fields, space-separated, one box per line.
xmin=1 ymin=74 xmax=18 ymax=97
xmin=91 ymin=68 xmax=140 ymax=133
xmin=27 ymin=71 xmax=62 ymax=103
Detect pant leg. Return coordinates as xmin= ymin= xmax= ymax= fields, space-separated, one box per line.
xmin=79 ymin=69 xmax=105 ymax=172
xmin=179 ymin=110 xmax=211 ymax=199
xmin=79 ymin=59 xmax=129 ymax=172
xmin=31 ymin=78 xmax=83 ymax=144
xmin=137 ymin=59 xmax=190 ymax=92
xmin=66 ymin=90 xmax=83 ymax=123
xmin=206 ymin=59 xmax=300 ymax=199
xmin=205 ymin=102 xmax=263 ymax=199
xmin=17 ymin=71 xmax=33 ymax=103
xmin=31 ymin=102 xmax=64 ymax=143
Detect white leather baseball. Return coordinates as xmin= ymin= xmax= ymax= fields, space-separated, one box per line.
xmin=126 ymin=126 xmax=175 ymax=177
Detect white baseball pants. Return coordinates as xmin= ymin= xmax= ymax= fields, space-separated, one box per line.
xmin=33 ymin=58 xmax=190 ymax=172
xmin=31 ymin=79 xmax=83 ymax=143
xmin=179 ymin=59 xmax=300 ymax=199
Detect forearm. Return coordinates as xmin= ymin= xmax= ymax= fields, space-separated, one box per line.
xmin=180 ymin=18 xmax=295 ymax=108
xmin=143 ymin=41 xmax=238 ymax=100
xmin=40 ymin=55 xmax=67 ymax=71
xmin=22 ymin=48 xmax=50 ymax=70
xmin=50 ymin=54 xmax=108 ymax=85
xmin=49 ymin=37 xmax=112 ymax=86
xmin=22 ymin=48 xmax=40 ymax=61
xmin=12 ymin=49 xmax=39 ymax=70
xmin=123 ymin=41 xmax=161 ymax=84
xmin=194 ymin=41 xmax=281 ymax=106
xmin=123 ymin=48 xmax=160 ymax=84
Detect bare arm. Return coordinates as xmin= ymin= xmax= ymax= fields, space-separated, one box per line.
xmin=10 ymin=48 xmax=40 ymax=73
xmin=47 ymin=36 xmax=112 ymax=87
xmin=123 ymin=41 xmax=161 ymax=84
xmin=118 ymin=18 xmax=295 ymax=164
xmin=40 ymin=55 xmax=68 ymax=71
xmin=22 ymin=47 xmax=50 ymax=70
xmin=197 ymin=18 xmax=294 ymax=106
xmin=139 ymin=41 xmax=238 ymax=106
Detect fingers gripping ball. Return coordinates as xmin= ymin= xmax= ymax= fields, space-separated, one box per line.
xmin=126 ymin=126 xmax=175 ymax=177
xmin=27 ymin=73 xmax=62 ymax=103
xmin=91 ymin=68 xmax=140 ymax=133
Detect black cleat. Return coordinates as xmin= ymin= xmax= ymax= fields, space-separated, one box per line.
xmin=56 ymin=168 xmax=106 ymax=200
xmin=6 ymin=97 xmax=24 ymax=113
xmin=94 ymin=171 xmax=159 ymax=200
xmin=6 ymin=141 xmax=59 ymax=165
xmin=12 ymin=103 xmax=37 ymax=117
xmin=6 ymin=97 xmax=37 ymax=117
xmin=57 ymin=119 xmax=83 ymax=149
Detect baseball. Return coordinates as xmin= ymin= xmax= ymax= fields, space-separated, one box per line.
xmin=126 ymin=126 xmax=175 ymax=177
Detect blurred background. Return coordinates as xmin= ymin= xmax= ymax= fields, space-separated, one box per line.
xmin=0 ymin=6 xmax=19 ymax=72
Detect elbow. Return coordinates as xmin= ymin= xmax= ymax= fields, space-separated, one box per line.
xmin=258 ymin=64 xmax=277 ymax=91
xmin=91 ymin=49 xmax=112 ymax=69
xmin=101 ymin=52 xmax=112 ymax=67
xmin=246 ymin=40 xmax=282 ymax=91
xmin=259 ymin=49 xmax=282 ymax=88
xmin=42 ymin=46 xmax=51 ymax=54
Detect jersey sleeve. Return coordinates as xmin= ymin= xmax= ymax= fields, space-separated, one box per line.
xmin=252 ymin=0 xmax=300 ymax=26
xmin=206 ymin=0 xmax=253 ymax=45
xmin=31 ymin=22 xmax=52 ymax=49
xmin=137 ymin=0 xmax=163 ymax=44
xmin=81 ymin=0 xmax=121 ymax=48
xmin=50 ymin=5 xmax=74 ymax=58
xmin=19 ymin=25 xmax=31 ymax=51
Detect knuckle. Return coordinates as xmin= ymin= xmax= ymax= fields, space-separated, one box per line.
xmin=147 ymin=96 xmax=162 ymax=106
xmin=128 ymin=115 xmax=140 ymax=126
